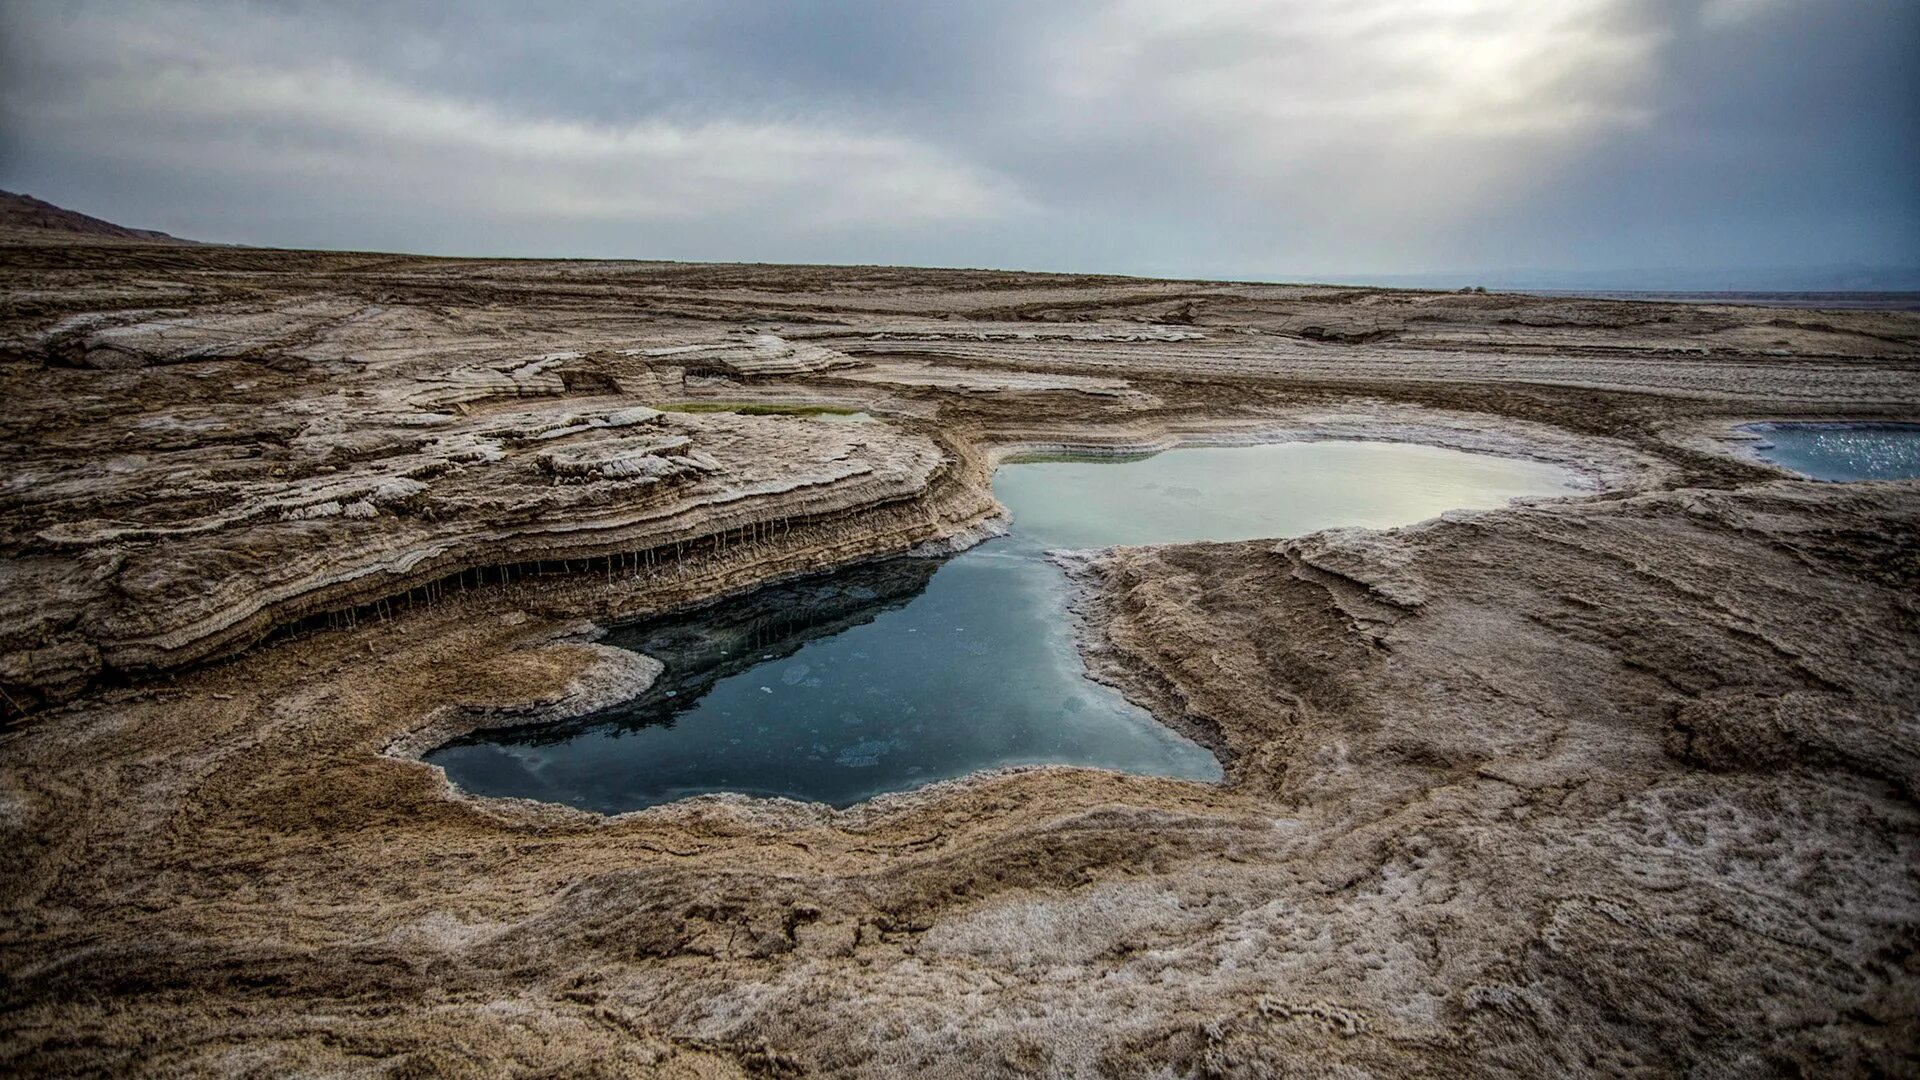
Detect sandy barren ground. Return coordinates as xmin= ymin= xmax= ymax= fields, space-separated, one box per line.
xmin=1 ymin=240 xmax=1918 ymax=1077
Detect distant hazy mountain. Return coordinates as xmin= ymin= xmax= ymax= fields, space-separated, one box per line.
xmin=0 ymin=191 xmax=196 ymax=244
xmin=1337 ymin=264 xmax=1920 ymax=293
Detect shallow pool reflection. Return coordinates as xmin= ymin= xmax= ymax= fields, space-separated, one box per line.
xmin=428 ymin=441 xmax=1580 ymax=810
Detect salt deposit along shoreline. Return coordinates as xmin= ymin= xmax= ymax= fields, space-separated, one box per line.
xmin=1 ymin=238 xmax=1916 ymax=1076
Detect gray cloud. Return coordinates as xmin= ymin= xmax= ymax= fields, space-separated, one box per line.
xmin=1 ymin=0 xmax=1913 ymax=280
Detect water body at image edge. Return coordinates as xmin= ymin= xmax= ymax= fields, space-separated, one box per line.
xmin=1742 ymin=422 xmax=1920 ymax=482
xmin=429 ymin=441 xmax=1582 ymax=811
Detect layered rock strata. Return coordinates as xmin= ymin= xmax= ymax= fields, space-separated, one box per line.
xmin=0 ymin=480 xmax=1913 ymax=1077
xmin=2 ymin=396 xmax=990 ymax=707
xmin=1 ymin=237 xmax=1918 ymax=1076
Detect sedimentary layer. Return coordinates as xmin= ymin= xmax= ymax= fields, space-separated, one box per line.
xmin=1 ymin=239 xmax=1917 ymax=1076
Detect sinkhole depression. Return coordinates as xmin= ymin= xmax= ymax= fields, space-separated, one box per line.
xmin=427 ymin=440 xmax=1583 ymax=811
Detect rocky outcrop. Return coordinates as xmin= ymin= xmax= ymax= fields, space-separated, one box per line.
xmin=630 ymin=333 xmax=858 ymax=377
xmin=1 ymin=383 xmax=993 ymax=709
xmin=1061 ymin=481 xmax=1920 ymax=1075
xmin=36 ymin=300 xmax=364 ymax=369
xmin=4 ymin=478 xmax=1915 ymax=1078
xmin=2 ymin=239 xmax=1918 ymax=1076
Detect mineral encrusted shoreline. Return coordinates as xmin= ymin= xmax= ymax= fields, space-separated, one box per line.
xmin=2 ymin=239 xmax=1917 ymax=1077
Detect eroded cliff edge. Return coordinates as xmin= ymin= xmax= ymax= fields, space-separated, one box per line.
xmin=2 ymin=241 xmax=1918 ymax=1076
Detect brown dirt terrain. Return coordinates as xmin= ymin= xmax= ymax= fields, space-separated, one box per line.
xmin=1 ymin=236 xmax=1918 ymax=1077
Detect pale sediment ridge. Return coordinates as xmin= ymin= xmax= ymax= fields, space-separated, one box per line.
xmin=829 ymin=333 xmax=1920 ymax=403
xmin=1 ymin=419 xmax=999 ymax=710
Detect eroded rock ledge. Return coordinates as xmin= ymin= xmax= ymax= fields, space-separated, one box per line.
xmin=3 ymin=243 xmax=1918 ymax=1076
xmin=1057 ymin=480 xmax=1920 ymax=1074
xmin=0 ymin=358 xmax=1655 ymax=713
xmin=3 ymin=477 xmax=1914 ymax=1077
xmin=1 ymin=393 xmax=999 ymax=708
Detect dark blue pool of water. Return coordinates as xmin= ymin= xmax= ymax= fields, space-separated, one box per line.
xmin=428 ymin=441 xmax=1579 ymax=811
xmin=1742 ymin=422 xmax=1920 ymax=481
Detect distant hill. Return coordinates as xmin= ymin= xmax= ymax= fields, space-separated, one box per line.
xmin=0 ymin=190 xmax=196 ymax=244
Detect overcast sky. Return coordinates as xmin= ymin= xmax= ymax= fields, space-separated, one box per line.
xmin=1 ymin=0 xmax=1915 ymax=281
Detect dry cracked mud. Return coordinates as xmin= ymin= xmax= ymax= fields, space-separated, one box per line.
xmin=1 ymin=236 xmax=1917 ymax=1077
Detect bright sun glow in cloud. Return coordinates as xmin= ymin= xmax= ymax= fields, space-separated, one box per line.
xmin=1042 ymin=0 xmax=1669 ymax=251
xmin=1068 ymin=0 xmax=1657 ymax=137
